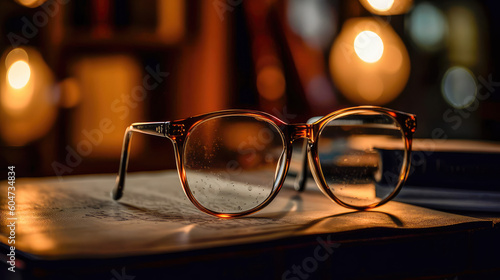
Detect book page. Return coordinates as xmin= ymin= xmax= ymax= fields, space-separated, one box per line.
xmin=0 ymin=171 xmax=489 ymax=259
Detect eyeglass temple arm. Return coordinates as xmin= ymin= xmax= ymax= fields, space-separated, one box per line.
xmin=111 ymin=122 xmax=167 ymax=200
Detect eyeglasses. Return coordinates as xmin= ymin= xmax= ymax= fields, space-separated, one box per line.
xmin=112 ymin=106 xmax=416 ymax=218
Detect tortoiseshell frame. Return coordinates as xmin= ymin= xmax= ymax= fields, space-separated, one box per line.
xmin=112 ymin=106 xmax=416 ymax=218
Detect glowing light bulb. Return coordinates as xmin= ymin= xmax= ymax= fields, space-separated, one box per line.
xmin=367 ymin=0 xmax=394 ymax=12
xmin=7 ymin=60 xmax=31 ymax=89
xmin=0 ymin=47 xmax=57 ymax=146
xmin=354 ymin=31 xmax=384 ymax=63
xmin=329 ymin=18 xmax=410 ymax=105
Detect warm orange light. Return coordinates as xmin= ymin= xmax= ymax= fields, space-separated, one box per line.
xmin=16 ymin=0 xmax=46 ymax=8
xmin=329 ymin=18 xmax=410 ymax=105
xmin=7 ymin=186 xmax=56 ymax=253
xmin=7 ymin=60 xmax=31 ymax=89
xmin=157 ymin=0 xmax=185 ymax=43
xmin=58 ymin=78 xmax=81 ymax=108
xmin=5 ymin=48 xmax=28 ymax=68
xmin=359 ymin=0 xmax=413 ymax=15
xmin=367 ymin=0 xmax=394 ymax=12
xmin=222 ymin=122 xmax=268 ymax=151
xmin=0 ymin=47 xmax=57 ymax=146
xmin=217 ymin=214 xmax=232 ymax=219
xmin=1 ymin=78 xmax=34 ymax=111
xmin=2 ymin=49 xmax=34 ymax=112
xmin=18 ymin=0 xmax=38 ymax=6
xmin=256 ymin=65 xmax=286 ymax=101
xmin=354 ymin=31 xmax=384 ymax=63
xmin=71 ymin=55 xmax=142 ymax=157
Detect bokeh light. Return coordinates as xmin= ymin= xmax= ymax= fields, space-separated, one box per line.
xmin=70 ymin=55 xmax=143 ymax=157
xmin=367 ymin=0 xmax=394 ymax=12
xmin=15 ymin=0 xmax=47 ymax=8
xmin=408 ymin=2 xmax=447 ymax=51
xmin=447 ymin=5 xmax=479 ymax=66
xmin=5 ymin=48 xmax=29 ymax=67
xmin=329 ymin=18 xmax=410 ymax=105
xmin=286 ymin=0 xmax=336 ymax=49
xmin=3 ymin=49 xmax=34 ymax=111
xmin=0 ymin=47 xmax=57 ymax=146
xmin=442 ymin=66 xmax=477 ymax=109
xmin=256 ymin=65 xmax=286 ymax=101
xmin=58 ymin=78 xmax=81 ymax=108
xmin=354 ymin=31 xmax=384 ymax=63
xmin=7 ymin=60 xmax=31 ymax=89
xmin=359 ymin=0 xmax=413 ymax=15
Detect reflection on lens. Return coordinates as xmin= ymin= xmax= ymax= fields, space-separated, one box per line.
xmin=184 ymin=116 xmax=285 ymax=213
xmin=317 ymin=111 xmax=405 ymax=207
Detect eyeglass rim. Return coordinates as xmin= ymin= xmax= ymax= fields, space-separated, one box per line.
xmin=176 ymin=114 xmax=290 ymax=218
xmin=307 ymin=108 xmax=413 ymax=210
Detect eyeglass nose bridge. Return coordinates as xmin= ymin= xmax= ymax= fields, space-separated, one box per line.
xmin=288 ymin=124 xmax=314 ymax=143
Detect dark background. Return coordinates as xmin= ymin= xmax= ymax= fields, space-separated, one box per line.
xmin=0 ymin=0 xmax=499 ymax=179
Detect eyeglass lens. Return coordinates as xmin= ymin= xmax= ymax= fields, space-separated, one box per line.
xmin=317 ymin=112 xmax=406 ymax=207
xmin=184 ymin=116 xmax=286 ymax=213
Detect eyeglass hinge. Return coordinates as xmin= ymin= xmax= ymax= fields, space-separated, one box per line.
xmin=131 ymin=122 xmax=165 ymax=137
xmin=167 ymin=123 xmax=185 ymax=138
xmin=405 ymin=116 xmax=417 ymax=134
